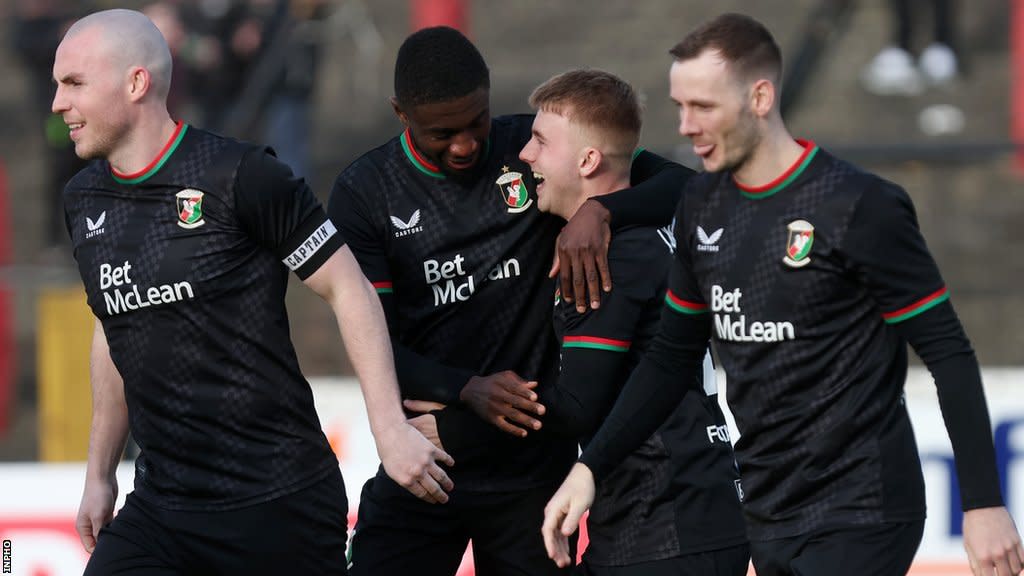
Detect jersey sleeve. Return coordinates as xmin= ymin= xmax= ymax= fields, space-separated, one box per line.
xmin=234 ymin=146 xmax=343 ymax=280
xmin=328 ymin=169 xmax=474 ymax=405
xmin=594 ymin=149 xmax=692 ymax=229
xmin=542 ymin=238 xmax=660 ymax=440
xmin=842 ymin=179 xmax=947 ymax=322
xmin=579 ymin=190 xmax=711 ymax=481
xmin=844 ymin=179 xmax=1003 ymax=509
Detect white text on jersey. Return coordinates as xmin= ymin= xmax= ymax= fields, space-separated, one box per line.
xmin=710 ymin=284 xmax=795 ymax=343
xmin=99 ymin=260 xmax=195 ymax=316
xmin=423 ymin=254 xmax=521 ymax=306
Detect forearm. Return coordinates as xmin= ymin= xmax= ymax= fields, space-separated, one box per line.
xmin=897 ymin=301 xmax=1003 ymax=508
xmin=595 ymin=150 xmax=689 ymax=229
xmin=579 ymin=310 xmax=709 ymax=480
xmin=326 ymin=257 xmax=406 ymax=436
xmin=540 ymin=349 xmax=628 ymax=441
xmin=433 ymin=406 xmax=509 ymax=461
xmin=87 ymin=321 xmax=129 ymax=484
xmin=393 ymin=344 xmax=475 ymax=405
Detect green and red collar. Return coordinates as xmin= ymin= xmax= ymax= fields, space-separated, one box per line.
xmin=734 ymin=139 xmax=818 ymax=200
xmin=111 ymin=121 xmax=188 ymax=184
xmin=400 ymin=128 xmax=491 ymax=180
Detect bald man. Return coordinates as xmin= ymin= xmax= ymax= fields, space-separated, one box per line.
xmin=53 ymin=9 xmax=453 ymax=575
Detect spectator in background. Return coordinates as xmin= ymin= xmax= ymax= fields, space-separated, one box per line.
xmin=261 ymin=0 xmax=330 ymax=181
xmin=12 ymin=0 xmax=87 ymax=250
xmin=862 ymin=0 xmax=959 ymax=96
xmin=178 ymin=0 xmax=269 ymax=130
xmin=142 ymin=1 xmax=194 ymax=121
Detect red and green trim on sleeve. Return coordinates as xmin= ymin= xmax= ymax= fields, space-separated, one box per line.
xmin=372 ymin=281 xmax=394 ymax=295
xmin=562 ymin=336 xmax=631 ymax=353
xmin=882 ymin=286 xmax=949 ymax=324
xmin=734 ymin=139 xmax=819 ymax=200
xmin=665 ymin=290 xmax=708 ymax=315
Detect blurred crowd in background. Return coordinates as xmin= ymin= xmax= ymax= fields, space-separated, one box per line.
xmin=13 ymin=0 xmax=328 ymax=249
xmin=1 ymin=0 xmax=1021 ymax=463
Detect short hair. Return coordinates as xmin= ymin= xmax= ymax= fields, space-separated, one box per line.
xmin=66 ymin=9 xmax=173 ymax=101
xmin=394 ymin=26 xmax=490 ymax=107
xmin=669 ymin=13 xmax=782 ymax=85
xmin=528 ymin=68 xmax=642 ymax=157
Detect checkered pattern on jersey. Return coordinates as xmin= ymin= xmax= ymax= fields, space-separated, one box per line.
xmin=64 ymin=129 xmax=335 ymax=511
xmin=555 ymin=229 xmax=746 ymax=563
xmin=685 ymin=151 xmax=925 ymax=540
xmin=333 ymin=116 xmax=576 ymax=491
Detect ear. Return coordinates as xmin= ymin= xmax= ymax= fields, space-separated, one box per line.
xmin=390 ymin=97 xmax=410 ymax=127
xmin=750 ymin=78 xmax=775 ymax=118
xmin=578 ymin=147 xmax=602 ymax=178
xmin=127 ymin=66 xmax=151 ymax=103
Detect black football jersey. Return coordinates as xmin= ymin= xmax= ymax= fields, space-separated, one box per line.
xmin=552 ymin=226 xmax=747 ymax=564
xmin=330 ymin=115 xmax=576 ymax=491
xmin=64 ymin=123 xmax=343 ymax=510
xmin=660 ymin=141 xmax=940 ymax=539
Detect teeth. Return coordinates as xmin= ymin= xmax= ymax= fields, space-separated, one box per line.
xmin=68 ymin=123 xmax=84 ymax=130
xmin=533 ymin=172 xmax=545 ymax=182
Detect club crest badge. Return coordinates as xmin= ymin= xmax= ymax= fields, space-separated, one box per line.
xmin=496 ymin=166 xmax=533 ymax=213
xmin=176 ymin=189 xmax=206 ymax=229
xmin=783 ymin=219 xmax=813 ymax=268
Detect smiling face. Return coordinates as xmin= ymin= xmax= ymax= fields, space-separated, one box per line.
xmin=669 ymin=50 xmax=762 ymax=174
xmin=393 ymin=87 xmax=491 ymax=176
xmin=51 ymin=26 xmax=133 ymax=161
xmin=518 ymin=109 xmax=585 ymax=219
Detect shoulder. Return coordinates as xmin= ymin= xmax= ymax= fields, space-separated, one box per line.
xmin=333 ymin=136 xmax=402 ymax=192
xmin=609 ymin=226 xmax=672 ymax=287
xmin=63 ymin=161 xmax=107 ymax=198
xmin=685 ymin=170 xmax=726 ymax=198
xmin=815 ymin=149 xmax=907 ymax=204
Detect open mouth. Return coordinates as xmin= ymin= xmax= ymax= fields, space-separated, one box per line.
xmin=445 ymin=152 xmax=480 ymax=171
xmin=693 ymin=143 xmax=714 ymax=158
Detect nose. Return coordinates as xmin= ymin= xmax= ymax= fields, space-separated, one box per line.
xmin=679 ymin=107 xmax=698 ymax=138
xmin=519 ymin=138 xmax=536 ymax=164
xmin=448 ymin=131 xmax=478 ymax=158
xmin=52 ymin=84 xmax=68 ymax=115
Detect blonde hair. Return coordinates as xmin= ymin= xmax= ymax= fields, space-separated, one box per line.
xmin=529 ymin=69 xmax=642 ymax=160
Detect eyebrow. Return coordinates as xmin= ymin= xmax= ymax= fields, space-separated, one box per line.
xmin=54 ymin=73 xmax=83 ymax=85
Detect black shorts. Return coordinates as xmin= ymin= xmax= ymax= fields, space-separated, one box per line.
xmin=575 ymin=542 xmax=749 ymax=576
xmin=749 ymin=520 xmax=925 ymax=576
xmin=349 ymin=471 xmax=575 ymax=576
xmin=84 ymin=467 xmax=349 ymax=576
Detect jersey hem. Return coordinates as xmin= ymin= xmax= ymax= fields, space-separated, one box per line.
xmin=131 ymin=459 xmax=338 ymax=512
xmin=584 ymin=533 xmax=748 ymax=566
xmin=745 ymin=508 xmax=926 ymax=542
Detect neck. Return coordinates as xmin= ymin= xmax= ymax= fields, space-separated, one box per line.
xmin=108 ymin=108 xmax=178 ymax=175
xmin=732 ymin=122 xmax=804 ymax=188
xmin=565 ymin=171 xmax=630 ymax=220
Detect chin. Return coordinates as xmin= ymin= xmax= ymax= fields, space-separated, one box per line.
xmin=73 ymin=143 xmax=99 ymax=161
